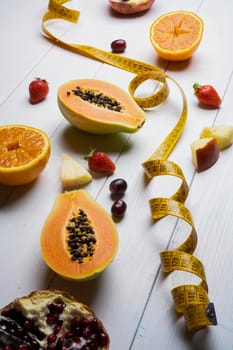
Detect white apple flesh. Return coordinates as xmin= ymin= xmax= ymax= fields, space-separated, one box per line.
xmin=200 ymin=126 xmax=233 ymax=150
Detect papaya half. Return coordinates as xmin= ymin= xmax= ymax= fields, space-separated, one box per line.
xmin=40 ymin=190 xmax=118 ymax=281
xmin=57 ymin=79 xmax=146 ymax=134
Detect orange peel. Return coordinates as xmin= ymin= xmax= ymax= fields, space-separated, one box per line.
xmin=150 ymin=10 xmax=204 ymax=61
xmin=0 ymin=124 xmax=50 ymax=186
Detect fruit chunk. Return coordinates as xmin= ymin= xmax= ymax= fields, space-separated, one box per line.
xmin=200 ymin=126 xmax=233 ymax=150
xmin=0 ymin=289 xmax=110 ymax=349
xmin=57 ymin=79 xmax=146 ymax=134
xmin=111 ymin=199 xmax=127 ymax=218
xmin=150 ymin=11 xmax=204 ymax=61
xmin=29 ymin=78 xmax=49 ymax=104
xmin=193 ymin=83 xmax=221 ymax=108
xmin=111 ymin=39 xmax=127 ymax=53
xmin=0 ymin=124 xmax=50 ymax=186
xmin=61 ymin=153 xmax=92 ymax=189
xmin=109 ymin=178 xmax=127 ymax=195
xmin=40 ymin=190 xmax=118 ymax=280
xmin=84 ymin=150 xmax=116 ymax=174
xmin=109 ymin=0 xmax=155 ymax=14
xmin=191 ymin=137 xmax=220 ymax=172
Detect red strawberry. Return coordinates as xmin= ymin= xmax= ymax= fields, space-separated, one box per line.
xmin=84 ymin=150 xmax=116 ymax=174
xmin=193 ymin=83 xmax=221 ymax=108
xmin=29 ymin=78 xmax=49 ymax=104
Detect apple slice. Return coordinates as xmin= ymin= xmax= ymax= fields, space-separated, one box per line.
xmin=191 ymin=137 xmax=220 ymax=172
xmin=200 ymin=126 xmax=233 ymax=150
xmin=61 ymin=153 xmax=92 ymax=189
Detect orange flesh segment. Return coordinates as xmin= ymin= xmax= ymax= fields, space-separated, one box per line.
xmin=153 ymin=13 xmax=202 ymax=51
xmin=0 ymin=127 xmax=46 ymax=168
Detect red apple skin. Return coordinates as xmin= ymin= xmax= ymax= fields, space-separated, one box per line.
xmin=109 ymin=0 xmax=155 ymax=15
xmin=196 ymin=138 xmax=220 ymax=172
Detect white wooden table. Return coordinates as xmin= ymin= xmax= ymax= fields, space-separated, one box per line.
xmin=1 ymin=0 xmax=233 ymax=349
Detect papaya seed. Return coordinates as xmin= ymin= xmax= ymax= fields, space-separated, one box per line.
xmin=66 ymin=209 xmax=96 ymax=263
xmin=71 ymin=86 xmax=124 ymax=112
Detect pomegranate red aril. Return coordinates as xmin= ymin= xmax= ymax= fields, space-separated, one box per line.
xmin=46 ymin=314 xmax=58 ymax=325
xmin=23 ymin=320 xmax=34 ymax=331
xmin=111 ymin=39 xmax=127 ymax=53
xmin=46 ymin=344 xmax=56 ymax=350
xmin=111 ymin=199 xmax=127 ymax=217
xmin=83 ymin=326 xmax=92 ymax=338
xmin=98 ymin=332 xmax=109 ymax=346
xmin=64 ymin=332 xmax=73 ymax=339
xmin=55 ymin=336 xmax=64 ymax=348
xmin=53 ymin=323 xmax=62 ymax=334
xmin=47 ymin=334 xmax=57 ymax=343
xmin=73 ymin=337 xmax=81 ymax=344
xmin=18 ymin=346 xmax=28 ymax=350
xmin=48 ymin=303 xmax=66 ymax=315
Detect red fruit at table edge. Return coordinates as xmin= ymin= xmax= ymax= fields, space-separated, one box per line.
xmin=111 ymin=39 xmax=127 ymax=53
xmin=84 ymin=150 xmax=116 ymax=174
xmin=193 ymin=83 xmax=222 ymax=108
xmin=29 ymin=78 xmax=49 ymax=104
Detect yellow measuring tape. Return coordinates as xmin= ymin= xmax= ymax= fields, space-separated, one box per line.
xmin=42 ymin=0 xmax=217 ymax=332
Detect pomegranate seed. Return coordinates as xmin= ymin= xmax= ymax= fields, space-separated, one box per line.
xmin=73 ymin=337 xmax=81 ymax=344
xmin=82 ymin=326 xmax=92 ymax=338
xmin=24 ymin=320 xmax=34 ymax=331
xmin=71 ymin=317 xmax=81 ymax=327
xmin=46 ymin=314 xmax=58 ymax=325
xmin=99 ymin=332 xmax=109 ymax=346
xmin=48 ymin=303 xmax=66 ymax=314
xmin=46 ymin=343 xmax=56 ymax=350
xmin=30 ymin=340 xmax=40 ymax=350
xmin=64 ymin=331 xmax=73 ymax=339
xmin=47 ymin=334 xmax=57 ymax=343
xmin=87 ymin=319 xmax=99 ymax=331
xmin=18 ymin=345 xmax=29 ymax=350
xmin=56 ymin=336 xmax=64 ymax=349
xmin=53 ymin=324 xmax=62 ymax=334
xmin=64 ymin=339 xmax=72 ymax=348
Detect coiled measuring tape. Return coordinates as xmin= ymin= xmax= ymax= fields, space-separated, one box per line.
xmin=42 ymin=0 xmax=217 ymax=331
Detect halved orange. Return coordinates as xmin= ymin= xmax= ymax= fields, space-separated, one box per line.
xmin=0 ymin=125 xmax=50 ymax=186
xmin=150 ymin=10 xmax=204 ymax=61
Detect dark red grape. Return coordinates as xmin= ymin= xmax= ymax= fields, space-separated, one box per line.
xmin=111 ymin=199 xmax=127 ymax=217
xmin=111 ymin=39 xmax=127 ymax=53
xmin=109 ymin=178 xmax=127 ymax=195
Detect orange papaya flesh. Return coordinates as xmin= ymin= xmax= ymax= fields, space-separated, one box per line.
xmin=57 ymin=79 xmax=146 ymax=134
xmin=40 ymin=190 xmax=118 ymax=281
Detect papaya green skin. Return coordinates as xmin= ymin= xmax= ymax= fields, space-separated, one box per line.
xmin=109 ymin=0 xmax=155 ymax=15
xmin=57 ymin=79 xmax=146 ymax=135
xmin=58 ymin=98 xmax=145 ymax=135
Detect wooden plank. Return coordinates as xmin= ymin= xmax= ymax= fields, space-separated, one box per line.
xmin=0 ymin=0 xmax=233 ymax=349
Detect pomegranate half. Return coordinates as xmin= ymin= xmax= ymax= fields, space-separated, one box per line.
xmin=0 ymin=289 xmax=110 ymax=350
xmin=109 ymin=0 xmax=155 ymax=15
